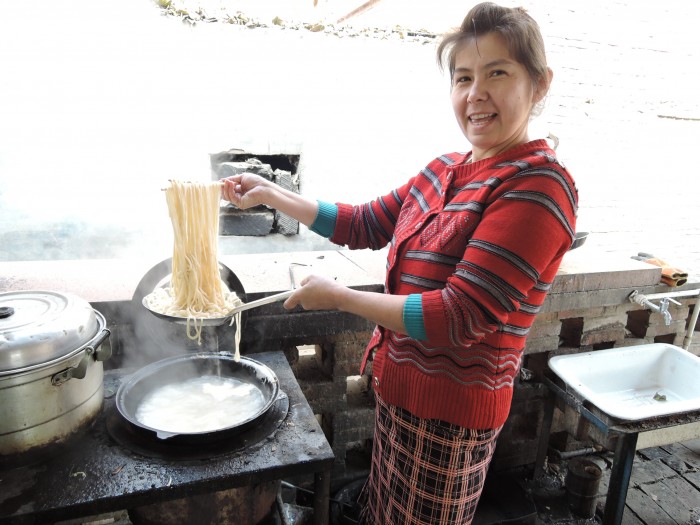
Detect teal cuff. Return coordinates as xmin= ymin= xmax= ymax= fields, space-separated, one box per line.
xmin=403 ymin=294 xmax=427 ymax=341
xmin=309 ymin=200 xmax=337 ymax=238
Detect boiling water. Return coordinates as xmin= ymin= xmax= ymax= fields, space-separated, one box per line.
xmin=135 ymin=375 xmax=266 ymax=434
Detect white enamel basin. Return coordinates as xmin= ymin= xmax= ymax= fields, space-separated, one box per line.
xmin=548 ymin=343 xmax=700 ymax=421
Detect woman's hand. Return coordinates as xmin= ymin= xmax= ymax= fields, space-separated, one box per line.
xmin=221 ymin=173 xmax=272 ymax=209
xmin=221 ymin=172 xmax=319 ymax=227
xmin=284 ymin=274 xmax=345 ymax=311
xmin=284 ymin=274 xmax=408 ymax=335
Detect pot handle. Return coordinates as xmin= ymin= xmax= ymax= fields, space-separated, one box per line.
xmin=87 ymin=328 xmax=112 ymax=362
xmin=51 ymin=329 xmax=111 ymax=386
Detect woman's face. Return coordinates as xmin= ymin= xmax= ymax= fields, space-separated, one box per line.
xmin=451 ymin=32 xmax=547 ymax=161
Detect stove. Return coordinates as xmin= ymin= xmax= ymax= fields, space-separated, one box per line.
xmin=0 ymin=351 xmax=334 ymax=525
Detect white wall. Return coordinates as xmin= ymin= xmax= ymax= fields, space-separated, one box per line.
xmin=1 ymin=0 xmax=698 ymax=280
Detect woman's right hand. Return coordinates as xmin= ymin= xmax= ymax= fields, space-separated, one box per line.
xmin=221 ymin=173 xmax=273 ymax=209
xmin=222 ymin=172 xmax=320 ymax=229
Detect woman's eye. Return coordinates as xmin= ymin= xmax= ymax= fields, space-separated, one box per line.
xmin=490 ymin=69 xmax=506 ymax=77
xmin=454 ymin=75 xmax=471 ymax=84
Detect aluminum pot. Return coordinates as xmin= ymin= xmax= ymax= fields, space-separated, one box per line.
xmin=0 ymin=290 xmax=111 ymax=468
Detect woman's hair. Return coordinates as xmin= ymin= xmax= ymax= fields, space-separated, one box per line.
xmin=436 ymin=2 xmax=550 ymax=113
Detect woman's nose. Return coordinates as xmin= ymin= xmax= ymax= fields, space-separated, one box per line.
xmin=467 ymin=79 xmax=487 ymax=104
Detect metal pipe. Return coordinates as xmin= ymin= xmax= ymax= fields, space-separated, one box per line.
xmin=642 ymin=289 xmax=700 ymax=301
xmin=629 ymin=289 xmax=700 ymax=350
xmin=684 ymin=300 xmax=700 ymax=351
xmin=276 ymin=491 xmax=292 ymax=525
xmin=551 ymin=446 xmax=600 ymax=460
xmin=629 ymin=290 xmax=676 ymax=325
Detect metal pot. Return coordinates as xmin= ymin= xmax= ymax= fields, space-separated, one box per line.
xmin=0 ymin=290 xmax=111 ymax=468
xmin=115 ymin=352 xmax=279 ymax=444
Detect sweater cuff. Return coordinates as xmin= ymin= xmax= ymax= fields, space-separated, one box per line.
xmin=309 ymin=200 xmax=337 ymax=238
xmin=403 ymin=294 xmax=427 ymax=341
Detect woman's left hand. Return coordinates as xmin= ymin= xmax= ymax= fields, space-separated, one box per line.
xmin=284 ymin=274 xmax=345 ymax=311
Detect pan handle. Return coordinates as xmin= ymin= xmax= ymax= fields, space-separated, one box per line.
xmin=228 ymin=290 xmax=295 ymax=315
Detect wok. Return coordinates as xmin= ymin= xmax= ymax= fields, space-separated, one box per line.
xmin=115 ymin=352 xmax=279 ymax=443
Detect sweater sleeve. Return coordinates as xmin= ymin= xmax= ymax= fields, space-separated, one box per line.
xmin=403 ymin=293 xmax=427 ymax=340
xmin=329 ymin=180 xmax=414 ymax=251
xmin=308 ymin=200 xmax=338 ymax=238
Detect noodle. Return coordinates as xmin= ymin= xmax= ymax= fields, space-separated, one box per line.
xmin=144 ymin=180 xmax=243 ymax=354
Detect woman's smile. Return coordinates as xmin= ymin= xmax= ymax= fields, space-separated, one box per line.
xmin=468 ymin=112 xmax=498 ymax=127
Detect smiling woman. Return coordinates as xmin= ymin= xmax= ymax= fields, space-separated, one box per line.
xmin=217 ymin=4 xmax=578 ymax=523
xmin=437 ymin=4 xmax=553 ymax=162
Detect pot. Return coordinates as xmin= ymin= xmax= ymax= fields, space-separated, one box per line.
xmin=115 ymin=352 xmax=279 ymax=444
xmin=0 ymin=290 xmax=111 ymax=468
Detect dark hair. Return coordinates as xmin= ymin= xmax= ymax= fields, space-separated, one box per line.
xmin=437 ymin=2 xmax=549 ymax=107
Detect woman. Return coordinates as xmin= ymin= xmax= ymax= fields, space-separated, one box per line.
xmin=222 ymin=3 xmax=577 ymax=523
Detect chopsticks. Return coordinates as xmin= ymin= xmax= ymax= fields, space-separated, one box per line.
xmin=228 ymin=290 xmax=295 ymax=315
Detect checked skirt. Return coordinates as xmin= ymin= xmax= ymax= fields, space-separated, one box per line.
xmin=359 ymin=393 xmax=502 ymax=525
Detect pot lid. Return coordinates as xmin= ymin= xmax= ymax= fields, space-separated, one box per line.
xmin=0 ymin=290 xmax=100 ymax=372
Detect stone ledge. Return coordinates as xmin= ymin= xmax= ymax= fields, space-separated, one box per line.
xmin=0 ymin=247 xmax=695 ymax=306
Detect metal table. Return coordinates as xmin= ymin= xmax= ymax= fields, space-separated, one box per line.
xmin=534 ymin=373 xmax=700 ymax=525
xmin=0 ymin=351 xmax=335 ymax=525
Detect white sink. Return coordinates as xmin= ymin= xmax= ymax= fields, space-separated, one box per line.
xmin=549 ymin=343 xmax=700 ymax=421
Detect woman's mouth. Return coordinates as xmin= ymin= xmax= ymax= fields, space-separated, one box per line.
xmin=469 ymin=113 xmax=497 ymax=126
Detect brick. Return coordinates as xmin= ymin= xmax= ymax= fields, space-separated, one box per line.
xmin=580 ymin=323 xmax=626 ymax=346
xmin=524 ymin=335 xmax=560 ymax=355
xmin=330 ymin=339 xmax=367 ymax=361
xmin=644 ymin=319 xmax=686 ymax=338
xmin=558 ymin=306 xmax=606 ymax=319
xmin=274 ymin=211 xmax=299 ymax=235
xmin=532 ymin=311 xmax=560 ymax=323
xmin=298 ymin=379 xmax=345 ymax=414
xmin=334 ymin=408 xmax=375 ymax=444
xmin=273 ymin=169 xmax=300 ymax=235
xmin=528 ymin=319 xmax=562 ymax=339
xmin=333 ymin=360 xmax=363 ymax=377
xmin=584 ymin=313 xmax=628 ymax=332
xmin=543 ymin=288 xmax=645 ymax=313
xmin=616 ymin=337 xmax=653 ymax=347
xmin=491 ymin=382 xmax=548 ymax=469
xmin=551 ymin=260 xmax=660 ymax=294
xmin=220 ymin=207 xmax=274 ymax=236
xmin=648 ymin=306 xmax=689 ymax=326
xmin=216 ymin=159 xmax=274 ymax=180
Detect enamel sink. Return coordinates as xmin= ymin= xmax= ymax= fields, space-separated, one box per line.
xmin=548 ymin=343 xmax=700 ymax=421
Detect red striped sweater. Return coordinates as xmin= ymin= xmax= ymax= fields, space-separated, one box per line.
xmin=330 ymin=139 xmax=578 ymax=429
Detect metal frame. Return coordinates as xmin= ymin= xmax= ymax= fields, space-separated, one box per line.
xmin=534 ymin=374 xmax=700 ymax=525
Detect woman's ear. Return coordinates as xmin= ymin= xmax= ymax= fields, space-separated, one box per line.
xmin=534 ymin=67 xmax=553 ymax=104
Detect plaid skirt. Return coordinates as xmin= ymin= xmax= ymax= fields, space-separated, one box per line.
xmin=359 ymin=394 xmax=502 ymax=525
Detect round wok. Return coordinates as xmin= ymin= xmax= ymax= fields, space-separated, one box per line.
xmin=115 ymin=352 xmax=279 ymax=443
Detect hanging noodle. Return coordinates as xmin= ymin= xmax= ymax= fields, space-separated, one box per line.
xmin=144 ymin=180 xmax=244 ymax=357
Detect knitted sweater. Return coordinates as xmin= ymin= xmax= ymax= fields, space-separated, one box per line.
xmin=329 ymin=140 xmax=578 ymax=429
